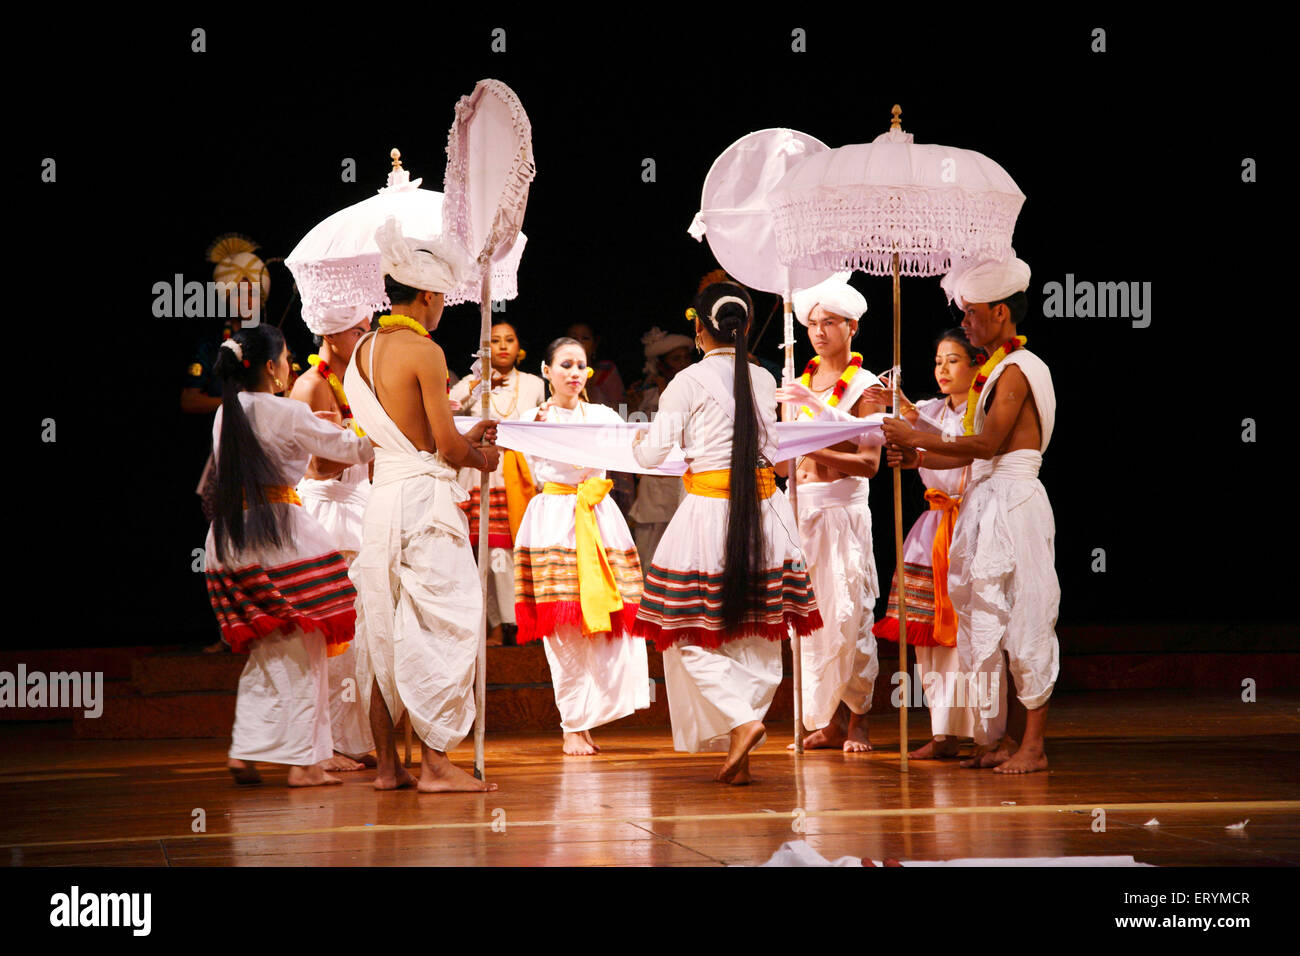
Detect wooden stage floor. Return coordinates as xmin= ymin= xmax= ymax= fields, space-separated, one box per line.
xmin=2 ymin=690 xmax=1297 ymax=867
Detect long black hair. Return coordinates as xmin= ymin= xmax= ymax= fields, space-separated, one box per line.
xmin=695 ymin=282 xmax=765 ymax=631
xmin=211 ymin=324 xmax=291 ymax=564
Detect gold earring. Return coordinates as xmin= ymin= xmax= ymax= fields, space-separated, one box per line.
xmin=274 ymin=377 xmax=284 ymax=391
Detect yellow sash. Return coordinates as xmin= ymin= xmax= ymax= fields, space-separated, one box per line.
xmin=542 ymin=478 xmax=623 ymax=635
xmin=681 ymin=467 xmax=776 ymax=499
xmin=246 ymin=485 xmax=302 ymax=508
xmin=924 ymin=488 xmax=961 ymax=647
xmin=502 ymin=450 xmax=537 ymax=543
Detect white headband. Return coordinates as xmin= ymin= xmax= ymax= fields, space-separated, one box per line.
xmin=709 ymin=295 xmax=747 ymax=323
xmin=220 ymin=339 xmax=244 ymax=361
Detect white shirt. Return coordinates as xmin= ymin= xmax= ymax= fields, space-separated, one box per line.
xmin=632 ymin=348 xmax=777 ymax=473
xmin=213 ymin=391 xmax=373 ymax=485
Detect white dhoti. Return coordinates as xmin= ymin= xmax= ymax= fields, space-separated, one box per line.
xmin=298 ymin=466 xmax=375 ymax=758
xmin=914 ymin=642 xmax=1007 ymax=745
xmin=949 ymin=449 xmax=1059 ymax=728
xmin=351 ymin=454 xmax=481 ymax=753
xmin=543 ymin=627 xmax=650 ymax=732
xmin=795 ymin=477 xmax=879 ymax=730
xmin=229 ymin=626 xmax=333 ymax=765
xmin=661 ymin=636 xmax=783 ymax=753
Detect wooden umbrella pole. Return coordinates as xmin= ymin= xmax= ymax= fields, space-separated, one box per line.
xmin=473 ymin=269 xmax=492 ymax=780
xmin=892 ymin=252 xmax=908 ymax=772
xmin=783 ymin=289 xmax=804 ymax=754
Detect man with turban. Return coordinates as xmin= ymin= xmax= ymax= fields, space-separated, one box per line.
xmin=882 ymin=256 xmax=1058 ymax=774
xmin=344 ymin=218 xmax=500 ymax=793
xmin=289 ymin=303 xmax=376 ymax=772
xmin=775 ymin=277 xmax=885 ymax=752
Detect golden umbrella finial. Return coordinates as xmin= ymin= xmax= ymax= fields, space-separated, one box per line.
xmin=890 ymin=104 xmax=902 ymax=130
xmin=390 ymin=148 xmax=403 ymax=170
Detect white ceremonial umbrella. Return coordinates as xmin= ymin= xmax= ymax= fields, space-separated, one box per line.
xmin=442 ymin=78 xmax=536 ymax=781
xmin=285 ymin=150 xmax=527 ymax=325
xmin=689 ymin=127 xmax=837 ymax=753
xmin=770 ymin=106 xmax=1025 ymax=771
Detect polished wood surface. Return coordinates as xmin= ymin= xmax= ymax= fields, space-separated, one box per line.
xmin=2 ymin=690 xmax=1297 ymax=866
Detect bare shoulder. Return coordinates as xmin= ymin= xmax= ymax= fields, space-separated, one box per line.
xmin=289 ymin=368 xmax=332 ymax=407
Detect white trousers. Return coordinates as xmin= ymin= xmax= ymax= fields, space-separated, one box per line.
xmin=485 ymin=547 xmax=516 ymax=628
xmin=542 ymin=627 xmax=650 ymax=733
xmin=229 ymin=627 xmax=333 ymax=766
xmin=327 ymin=643 xmax=375 ymax=757
xmin=797 ymin=478 xmax=879 ymax=729
xmin=662 ymin=636 xmax=782 ymax=753
xmin=915 ymin=642 xmax=1007 ymax=745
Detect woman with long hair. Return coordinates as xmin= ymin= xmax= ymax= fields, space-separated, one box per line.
xmin=513 ymin=337 xmax=649 ymax=755
xmin=449 ymin=319 xmax=546 ymax=645
xmin=205 ymin=324 xmax=374 ymax=787
xmin=868 ymin=329 xmax=1008 ymax=758
xmin=632 ymin=282 xmax=821 ymax=784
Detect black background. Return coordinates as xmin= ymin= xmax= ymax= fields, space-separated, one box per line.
xmin=18 ymin=13 xmax=1277 ymax=649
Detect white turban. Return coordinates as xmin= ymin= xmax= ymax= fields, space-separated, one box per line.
xmin=642 ymin=326 xmax=693 ymax=358
xmin=375 ymin=216 xmax=473 ymax=296
xmin=792 ymin=275 xmax=866 ymax=327
xmin=941 ymin=256 xmax=1031 ymax=309
xmin=304 ymin=302 xmax=373 ymax=337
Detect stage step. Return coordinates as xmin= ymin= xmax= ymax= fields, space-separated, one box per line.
xmin=0 ymin=628 xmax=1292 ymax=738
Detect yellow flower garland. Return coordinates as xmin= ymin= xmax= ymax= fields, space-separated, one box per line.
xmin=378 ymin=313 xmax=429 ymax=337
xmin=307 ymin=354 xmax=365 ymax=437
xmin=963 ymin=335 xmax=1027 ymax=436
xmin=797 ymin=352 xmax=863 ymax=419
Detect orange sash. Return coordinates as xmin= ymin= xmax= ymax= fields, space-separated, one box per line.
xmin=502 ymin=450 xmax=536 ymax=542
xmin=925 ymin=488 xmax=961 ymax=647
xmin=543 ymin=478 xmax=623 ymax=635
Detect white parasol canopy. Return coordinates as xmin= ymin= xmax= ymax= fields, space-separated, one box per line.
xmin=285 ymin=151 xmax=527 ymax=328
xmin=770 ymin=113 xmax=1024 ymax=279
xmin=689 ymin=128 xmax=835 ymax=296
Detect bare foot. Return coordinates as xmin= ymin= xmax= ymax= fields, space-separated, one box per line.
xmin=227 ymin=758 xmax=261 ymax=785
xmin=788 ymin=723 xmax=847 ymax=750
xmin=287 ymin=764 xmax=344 ymax=787
xmin=321 ymin=753 xmax=364 ymax=772
xmin=419 ymin=756 xmax=499 ymax=793
xmin=563 ymin=731 xmax=598 ymax=756
xmin=728 ymin=754 xmax=752 ymax=785
xmin=373 ymin=766 xmax=417 ymax=790
xmin=843 ymin=714 xmax=873 ymax=753
xmin=960 ymin=738 xmax=1018 ymax=769
xmin=487 ymin=625 xmax=505 ymax=647
xmin=994 ymin=743 xmax=1048 ymax=774
xmin=582 ymin=729 xmax=601 ymax=753
xmin=718 ymin=721 xmax=764 ymax=784
xmin=909 ymin=736 xmax=961 ymax=760
xmin=203 ymin=639 xmax=227 ymax=654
